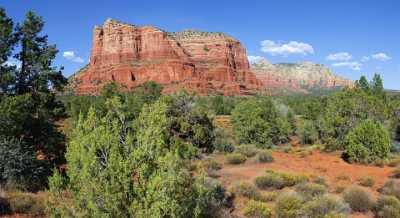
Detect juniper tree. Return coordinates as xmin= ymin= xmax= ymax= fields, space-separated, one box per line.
xmin=48 ymin=97 xmax=218 ymax=217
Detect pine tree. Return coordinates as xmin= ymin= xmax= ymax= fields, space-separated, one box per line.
xmin=371 ymin=73 xmax=384 ymax=95
xmin=15 ymin=11 xmax=66 ymax=95
xmin=356 ymin=76 xmax=370 ymax=92
xmin=0 ymin=8 xmax=16 ymax=95
xmin=0 ymin=9 xmax=67 ymax=189
xmin=13 ymin=11 xmax=66 ymax=165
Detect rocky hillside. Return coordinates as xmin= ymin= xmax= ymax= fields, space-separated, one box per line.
xmin=71 ymin=19 xmax=261 ymax=95
xmin=251 ymin=58 xmax=353 ymax=93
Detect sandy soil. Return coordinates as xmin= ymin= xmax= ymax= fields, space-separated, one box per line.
xmin=214 ymin=150 xmax=395 ymax=218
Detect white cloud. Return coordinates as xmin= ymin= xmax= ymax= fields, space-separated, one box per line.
xmin=63 ymin=51 xmax=84 ymax=63
xmin=371 ymin=53 xmax=391 ymax=61
xmin=361 ymin=53 xmax=391 ymax=62
xmin=332 ymin=62 xmax=362 ymax=71
xmin=260 ymin=40 xmax=314 ymax=56
xmin=248 ymin=55 xmax=264 ymax=64
xmin=326 ymin=52 xmax=352 ymax=61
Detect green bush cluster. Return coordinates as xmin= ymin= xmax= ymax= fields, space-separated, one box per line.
xmin=0 ymin=138 xmax=47 ymax=191
xmin=342 ymin=186 xmax=373 ymax=212
xmin=274 ymin=192 xmax=303 ymax=218
xmin=256 ymin=151 xmax=274 ymax=163
xmin=236 ymin=144 xmax=258 ymax=157
xmin=231 ymin=98 xmax=292 ymax=148
xmin=296 ymin=119 xmax=319 ymax=145
xmin=380 ymin=179 xmax=400 ymax=199
xmin=294 ymin=182 xmax=327 ymax=201
xmin=358 ymin=176 xmax=375 ymax=187
xmin=225 ymin=153 xmax=247 ymax=164
xmin=302 ymin=195 xmax=350 ymax=218
xmin=374 ymin=195 xmax=400 ymax=218
xmin=243 ymin=200 xmax=272 ymax=218
xmin=213 ymin=143 xmax=235 ymax=153
xmin=229 ymin=181 xmax=260 ymax=200
xmin=254 ymin=170 xmax=308 ymax=190
xmin=343 ymin=120 xmax=390 ymax=164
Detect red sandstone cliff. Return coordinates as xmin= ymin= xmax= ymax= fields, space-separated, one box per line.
xmin=72 ymin=19 xmax=261 ymax=95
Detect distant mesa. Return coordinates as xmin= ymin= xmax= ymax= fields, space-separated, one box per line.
xmin=69 ymin=19 xmax=352 ymax=95
xmin=250 ymin=58 xmax=353 ymax=94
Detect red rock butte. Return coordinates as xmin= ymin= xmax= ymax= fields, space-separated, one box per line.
xmin=72 ymin=19 xmax=262 ymax=95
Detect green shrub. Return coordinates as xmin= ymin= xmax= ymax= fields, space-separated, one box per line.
xmin=254 ymin=174 xmax=285 ymax=190
xmin=294 ymin=182 xmax=327 ymax=200
xmin=254 ymin=171 xmax=308 ymax=190
xmin=207 ymin=168 xmax=219 ymax=178
xmin=296 ymin=119 xmax=319 ymax=144
xmin=260 ymin=191 xmax=278 ymax=202
xmin=225 ymin=153 xmax=247 ymax=164
xmin=374 ymin=195 xmax=400 ymax=218
xmin=334 ymin=185 xmax=346 ymax=194
xmin=374 ymin=158 xmax=388 ymax=167
xmin=302 ymin=195 xmax=350 ymax=218
xmin=256 ymin=151 xmax=274 ymax=163
xmin=202 ymin=159 xmax=221 ymax=171
xmin=229 ymin=182 xmax=260 ymax=200
xmin=236 ymin=144 xmax=258 ymax=157
xmin=343 ymin=120 xmax=390 ymax=164
xmin=278 ymin=171 xmax=309 ymax=187
xmin=0 ymin=138 xmax=47 ymax=191
xmin=282 ymin=145 xmax=293 ymax=153
xmin=343 ymin=186 xmax=373 ymax=212
xmin=243 ymin=200 xmax=272 ymax=218
xmin=213 ymin=126 xmax=235 ymax=153
xmin=380 ymin=179 xmax=400 ymax=199
xmin=214 ymin=143 xmax=235 ymax=153
xmin=275 ymin=192 xmax=303 ymax=218
xmin=231 ymin=98 xmax=291 ymax=147
xmin=358 ymin=176 xmax=375 ymax=187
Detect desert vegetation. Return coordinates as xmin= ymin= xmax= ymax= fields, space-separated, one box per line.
xmin=1 ymin=7 xmax=400 ymax=218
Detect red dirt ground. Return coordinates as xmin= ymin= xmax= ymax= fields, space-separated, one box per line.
xmin=214 ymin=150 xmax=395 ymax=218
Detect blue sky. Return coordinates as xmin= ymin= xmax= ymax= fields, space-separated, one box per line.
xmin=2 ymin=0 xmax=399 ymax=89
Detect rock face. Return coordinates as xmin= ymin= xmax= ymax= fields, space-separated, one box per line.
xmin=250 ymin=58 xmax=353 ymax=92
xmin=72 ymin=19 xmax=261 ymax=95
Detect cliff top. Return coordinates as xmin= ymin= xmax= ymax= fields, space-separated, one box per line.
xmin=167 ymin=29 xmax=230 ymax=40
xmin=97 ymin=19 xmax=231 ymax=41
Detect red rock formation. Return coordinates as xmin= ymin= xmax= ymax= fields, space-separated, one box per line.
xmin=250 ymin=59 xmax=353 ymax=93
xmin=72 ymin=19 xmax=261 ymax=95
